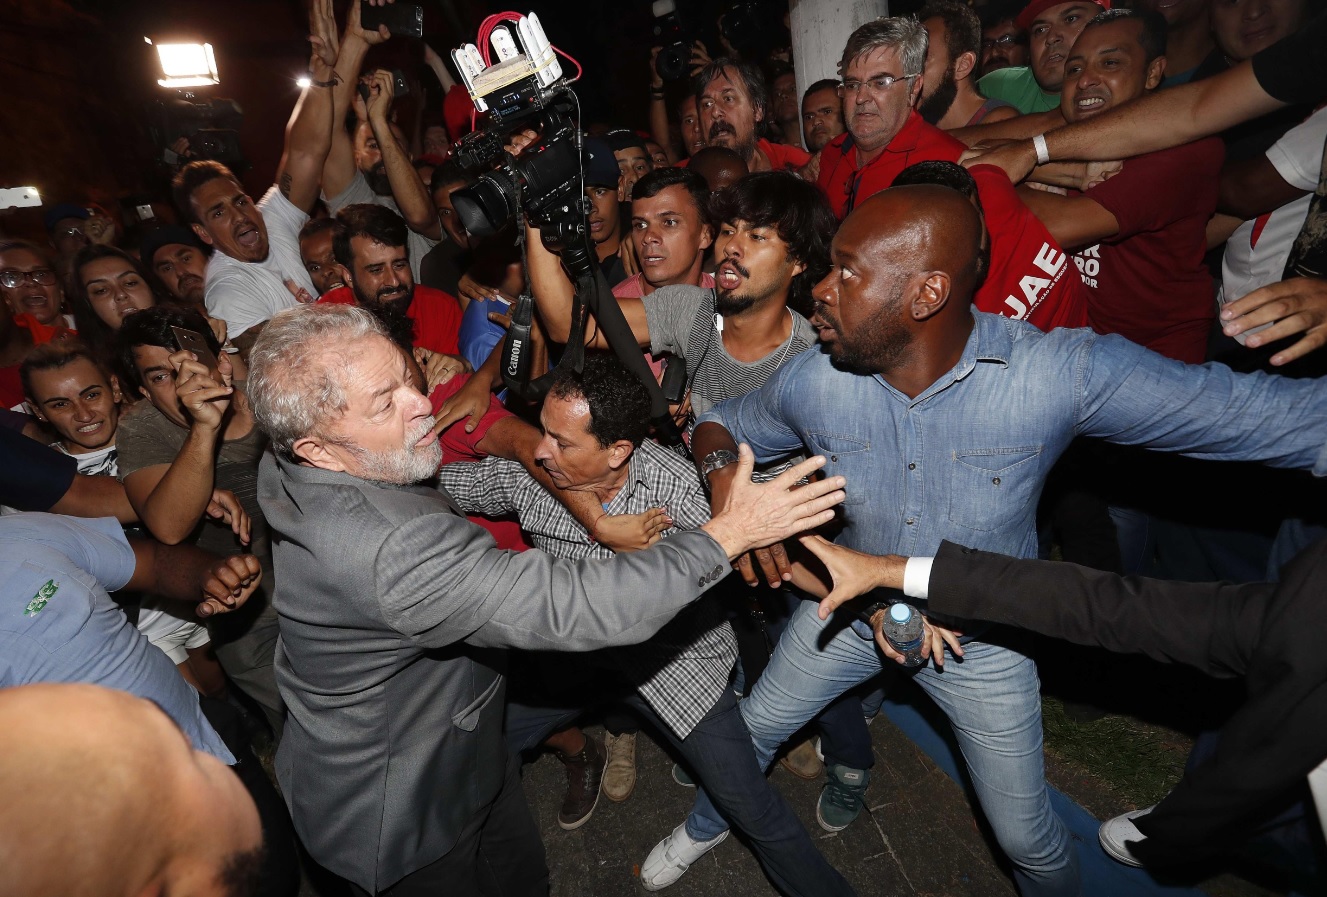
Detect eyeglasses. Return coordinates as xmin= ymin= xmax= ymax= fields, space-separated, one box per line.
xmin=981 ymin=34 xmax=1025 ymax=50
xmin=839 ymin=73 xmax=919 ymax=96
xmin=0 ymin=269 xmax=57 ymax=289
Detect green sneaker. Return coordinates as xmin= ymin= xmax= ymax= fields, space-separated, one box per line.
xmin=816 ymin=763 xmax=870 ymax=832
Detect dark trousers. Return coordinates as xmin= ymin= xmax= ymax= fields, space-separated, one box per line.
xmin=347 ymin=757 xmax=548 ymax=897
xmin=506 ymin=685 xmax=855 ymax=897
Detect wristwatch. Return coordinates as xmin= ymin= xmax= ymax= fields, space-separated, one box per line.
xmin=700 ymin=449 xmax=739 ymax=488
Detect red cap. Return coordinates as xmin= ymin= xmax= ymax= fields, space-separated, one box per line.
xmin=1015 ymin=0 xmax=1110 ymax=32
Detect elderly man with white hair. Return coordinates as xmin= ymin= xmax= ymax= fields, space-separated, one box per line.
xmin=247 ymin=303 xmax=847 ymax=897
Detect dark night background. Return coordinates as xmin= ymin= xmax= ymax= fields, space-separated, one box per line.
xmin=0 ymin=0 xmax=786 ymax=241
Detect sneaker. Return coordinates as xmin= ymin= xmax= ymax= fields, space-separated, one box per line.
xmin=555 ymin=735 xmax=605 ymax=831
xmin=816 ymin=763 xmax=871 ymax=832
xmin=778 ymin=735 xmax=825 ymax=780
xmin=602 ymin=731 xmax=638 ymax=802
xmin=1099 ymin=806 xmax=1153 ymax=867
xmin=671 ymin=763 xmax=695 ymax=788
xmin=640 ymin=822 xmax=729 ymax=890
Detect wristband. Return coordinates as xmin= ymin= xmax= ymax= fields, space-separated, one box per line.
xmin=650 ymin=88 xmax=667 ymax=99
xmin=1032 ymin=133 xmax=1050 ymax=165
xmin=308 ymin=73 xmax=341 ymax=88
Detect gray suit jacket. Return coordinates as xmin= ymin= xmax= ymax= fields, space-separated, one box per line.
xmin=257 ymin=454 xmax=731 ymax=891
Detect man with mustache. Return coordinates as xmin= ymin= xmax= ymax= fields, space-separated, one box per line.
xmin=318 ymin=204 xmax=462 ymax=357
xmin=141 ymin=226 xmax=210 ymax=312
xmin=320 ymin=2 xmax=440 ymax=283
xmin=978 ymin=0 xmax=1111 ymax=113
xmin=247 ymin=303 xmax=846 ymax=895
xmin=695 ymin=59 xmax=811 ymax=173
xmin=980 ymin=3 xmax=1031 ymax=76
xmin=818 ymin=16 xmax=1088 ymax=331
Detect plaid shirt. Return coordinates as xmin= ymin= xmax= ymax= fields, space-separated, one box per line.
xmin=436 ymin=439 xmax=737 ymax=738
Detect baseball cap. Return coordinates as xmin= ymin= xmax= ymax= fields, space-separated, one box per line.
xmin=140 ymin=225 xmax=207 ymax=269
xmin=583 ymin=138 xmax=621 ymax=188
xmin=1015 ymin=0 xmax=1110 ymax=32
xmin=43 ymin=203 xmax=89 ymax=233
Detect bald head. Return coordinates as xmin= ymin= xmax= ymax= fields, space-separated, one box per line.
xmin=0 ymin=684 xmax=262 ymax=897
xmin=810 ymin=184 xmax=983 ymax=380
xmin=687 ymin=146 xmax=750 ymax=194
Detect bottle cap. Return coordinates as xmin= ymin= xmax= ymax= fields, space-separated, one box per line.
xmin=889 ymin=603 xmax=912 ymax=623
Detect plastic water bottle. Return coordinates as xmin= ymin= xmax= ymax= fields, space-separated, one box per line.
xmin=883 ymin=603 xmax=925 ymax=668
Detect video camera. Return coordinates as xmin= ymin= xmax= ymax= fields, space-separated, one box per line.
xmin=449 ymin=14 xmax=680 ymax=442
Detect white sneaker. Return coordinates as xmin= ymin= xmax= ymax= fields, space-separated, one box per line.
xmin=640 ymin=822 xmax=729 ymax=890
xmin=1098 ymin=806 xmax=1153 ymax=867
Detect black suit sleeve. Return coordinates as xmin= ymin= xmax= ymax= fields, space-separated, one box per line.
xmin=927 ymin=540 xmax=1272 ymax=679
xmin=0 ymin=426 xmax=77 ymax=512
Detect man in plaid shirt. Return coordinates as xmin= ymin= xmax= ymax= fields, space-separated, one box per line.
xmin=436 ymin=352 xmax=852 ymax=897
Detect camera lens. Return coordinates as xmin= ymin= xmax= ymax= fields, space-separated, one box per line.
xmin=657 ymin=43 xmax=688 ymax=82
xmin=452 ymin=169 xmax=520 ymax=238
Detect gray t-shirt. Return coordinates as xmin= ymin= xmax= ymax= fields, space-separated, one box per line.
xmin=0 ymin=513 xmax=233 ymax=763
xmin=116 ymin=393 xmax=270 ymax=562
xmin=325 ymin=171 xmax=439 ymax=284
xmin=642 ymin=284 xmax=817 ymax=419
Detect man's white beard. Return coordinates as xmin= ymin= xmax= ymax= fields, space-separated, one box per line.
xmin=352 ymin=421 xmax=442 ymax=485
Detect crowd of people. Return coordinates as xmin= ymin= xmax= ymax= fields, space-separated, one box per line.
xmin=4 ymin=0 xmax=1327 ymax=894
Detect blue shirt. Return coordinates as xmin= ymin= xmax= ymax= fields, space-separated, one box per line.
xmin=458 ymin=296 xmax=510 ymax=373
xmin=0 ymin=514 xmax=234 ymax=763
xmin=700 ymin=312 xmax=1327 ymax=563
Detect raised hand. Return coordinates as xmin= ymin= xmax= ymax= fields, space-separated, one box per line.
xmin=309 ymin=0 xmax=340 ymax=71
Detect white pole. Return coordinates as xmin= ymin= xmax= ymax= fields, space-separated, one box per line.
xmin=789 ymin=0 xmax=891 ymax=121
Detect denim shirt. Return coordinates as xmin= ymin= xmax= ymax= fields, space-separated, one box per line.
xmin=699 ymin=311 xmax=1327 ymax=564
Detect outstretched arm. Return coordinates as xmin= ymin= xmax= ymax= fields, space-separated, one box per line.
xmin=323 ymin=1 xmax=392 ymax=199
xmin=276 ymin=0 xmax=340 ymax=212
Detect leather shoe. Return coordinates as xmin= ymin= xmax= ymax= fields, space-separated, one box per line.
xmin=555 ymin=734 xmax=605 ymax=830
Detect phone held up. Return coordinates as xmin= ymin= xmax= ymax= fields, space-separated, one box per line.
xmin=170 ymin=326 xmax=222 ymax=379
xmin=361 ymin=1 xmax=424 ymax=38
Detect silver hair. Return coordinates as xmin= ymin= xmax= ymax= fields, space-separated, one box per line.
xmin=839 ymin=16 xmax=929 ymax=77
xmin=248 ymin=304 xmax=388 ymax=456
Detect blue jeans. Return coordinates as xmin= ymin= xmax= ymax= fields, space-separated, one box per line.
xmin=685 ymin=601 xmax=1081 ymax=897
xmin=505 ymin=682 xmax=854 ymax=897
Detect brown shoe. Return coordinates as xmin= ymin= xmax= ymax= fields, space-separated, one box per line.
xmin=602 ymin=731 xmax=637 ymax=802
xmin=555 ymin=734 xmax=605 ymax=830
xmin=777 ymin=735 xmax=824 ymax=780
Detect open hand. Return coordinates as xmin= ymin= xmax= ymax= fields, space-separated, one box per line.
xmin=205 ymin=488 xmax=252 ymax=546
xmin=594 ymin=507 xmax=673 ymax=552
xmin=1221 ymin=276 xmax=1327 ymax=364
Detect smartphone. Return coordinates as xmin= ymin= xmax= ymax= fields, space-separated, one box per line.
xmin=170 ymin=326 xmax=221 ymax=377
xmin=357 ymin=68 xmax=410 ymax=103
xmin=361 ymin=1 xmax=424 ymax=39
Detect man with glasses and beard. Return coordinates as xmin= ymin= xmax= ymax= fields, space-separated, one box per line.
xmin=318 ymin=204 xmax=462 ymax=358
xmin=247 ymin=303 xmax=846 ymax=895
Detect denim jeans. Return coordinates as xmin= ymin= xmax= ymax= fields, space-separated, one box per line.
xmin=505 ymin=681 xmax=854 ymax=897
xmin=685 ymin=601 xmax=1081 ymax=897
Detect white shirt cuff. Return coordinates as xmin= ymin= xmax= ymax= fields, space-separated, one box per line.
xmin=902 ymin=556 xmax=935 ymax=600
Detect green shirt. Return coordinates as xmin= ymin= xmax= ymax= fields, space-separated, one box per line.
xmin=977 ymin=67 xmax=1060 ymax=114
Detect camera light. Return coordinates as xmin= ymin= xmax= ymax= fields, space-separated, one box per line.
xmin=296 ymin=76 xmax=312 ymax=89
xmin=156 ymin=42 xmax=220 ymax=89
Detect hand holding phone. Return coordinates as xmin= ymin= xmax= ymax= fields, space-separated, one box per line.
xmin=170 ymin=326 xmax=222 ymax=378
xmin=361 ymin=1 xmax=423 ymax=39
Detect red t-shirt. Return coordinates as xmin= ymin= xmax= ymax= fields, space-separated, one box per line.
xmin=1073 ymin=139 xmax=1225 ymax=363
xmin=429 ymin=373 xmax=529 ymax=551
xmin=759 ymin=138 xmax=811 ymax=172
xmin=816 ymin=112 xmax=1089 ymax=332
xmin=318 ymin=285 xmax=463 ymax=356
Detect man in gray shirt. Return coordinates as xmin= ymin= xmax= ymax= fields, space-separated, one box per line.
xmin=247 ymin=304 xmax=845 ymax=895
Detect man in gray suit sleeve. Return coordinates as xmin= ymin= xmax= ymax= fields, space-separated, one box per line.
xmin=248 ymin=304 xmax=846 ymax=897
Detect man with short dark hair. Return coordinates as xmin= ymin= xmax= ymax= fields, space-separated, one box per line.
xmin=605 ymin=129 xmax=655 ymax=200
xmin=43 ymin=202 xmax=91 ymax=272
xmin=819 ymin=16 xmax=1088 ymax=331
xmin=921 ymin=0 xmax=1021 ymax=129
xmin=297 ymin=218 xmax=348 ymax=298
xmin=318 ymin=203 xmax=462 ymax=357
xmin=115 ymin=305 xmax=284 ymax=735
xmin=695 ymin=59 xmax=811 ymax=173
xmin=686 ymin=146 xmax=749 ymax=194
xmin=978 ymin=0 xmax=1111 ymax=113
xmin=1017 ymin=9 xmax=1223 ymax=363
xmin=619 ymin=167 xmax=715 ymax=299
xmin=979 ymin=3 xmax=1031 ymax=76
xmin=801 ymin=79 xmax=846 ymax=153
xmin=140 ymin=225 xmax=210 ymax=310
xmin=769 ymin=63 xmax=802 ymax=147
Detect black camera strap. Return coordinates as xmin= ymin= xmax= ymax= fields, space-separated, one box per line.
xmin=500 ymin=266 xmax=681 ymax=444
